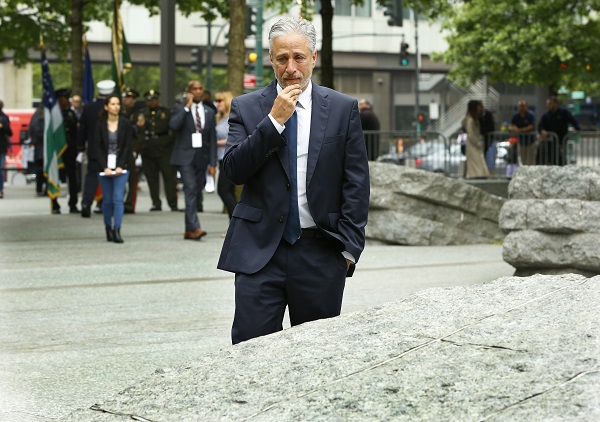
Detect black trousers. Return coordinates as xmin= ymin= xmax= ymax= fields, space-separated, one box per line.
xmin=231 ymin=235 xmax=347 ymax=345
xmin=63 ymin=153 xmax=78 ymax=208
xmin=81 ymin=160 xmax=100 ymax=208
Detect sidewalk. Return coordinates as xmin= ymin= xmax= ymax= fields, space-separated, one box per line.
xmin=0 ymin=182 xmax=514 ymax=421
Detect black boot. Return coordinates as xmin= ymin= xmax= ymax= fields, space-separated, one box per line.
xmin=105 ymin=226 xmax=115 ymax=242
xmin=113 ymin=228 xmax=124 ymax=244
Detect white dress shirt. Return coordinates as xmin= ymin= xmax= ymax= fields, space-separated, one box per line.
xmin=268 ymin=83 xmax=355 ymax=263
xmin=269 ymin=82 xmax=315 ymax=230
xmin=185 ymin=102 xmax=205 ymax=132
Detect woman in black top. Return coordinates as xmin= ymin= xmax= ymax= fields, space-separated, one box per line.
xmin=95 ymin=94 xmax=134 ymax=243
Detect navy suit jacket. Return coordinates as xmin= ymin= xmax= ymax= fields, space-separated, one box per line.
xmin=217 ymin=81 xmax=370 ymax=277
xmin=169 ymin=103 xmax=217 ymax=168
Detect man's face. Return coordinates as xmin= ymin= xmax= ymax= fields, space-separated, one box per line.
xmin=547 ymin=99 xmax=557 ymax=111
xmin=518 ymin=102 xmax=528 ymax=114
xmin=146 ymin=98 xmax=159 ymax=108
xmin=123 ymin=96 xmax=136 ymax=108
xmin=71 ymin=96 xmax=82 ymax=110
xmin=270 ymin=32 xmax=317 ymax=92
xmin=189 ymin=82 xmax=204 ymax=102
xmin=57 ymin=96 xmax=69 ymax=110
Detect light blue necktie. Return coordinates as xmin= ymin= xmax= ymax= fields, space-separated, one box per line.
xmin=282 ymin=111 xmax=301 ymax=244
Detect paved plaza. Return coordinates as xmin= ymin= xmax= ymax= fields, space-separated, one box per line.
xmin=0 ymin=180 xmax=514 ymax=421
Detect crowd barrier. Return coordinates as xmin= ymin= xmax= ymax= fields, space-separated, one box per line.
xmin=367 ymin=129 xmax=600 ymax=179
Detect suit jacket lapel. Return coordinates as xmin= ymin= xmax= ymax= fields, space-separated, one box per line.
xmin=307 ymin=82 xmax=329 ymax=186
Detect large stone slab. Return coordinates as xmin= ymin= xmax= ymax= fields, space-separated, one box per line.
xmin=501 ymin=167 xmax=600 ymax=275
xmin=508 ymin=166 xmax=600 ymax=200
xmin=503 ymin=230 xmax=600 ymax=275
xmin=67 ymin=274 xmax=600 ymax=421
xmin=499 ymin=199 xmax=600 ymax=233
xmin=368 ymin=162 xmax=505 ymax=245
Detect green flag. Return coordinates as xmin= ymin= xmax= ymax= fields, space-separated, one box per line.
xmin=41 ymin=49 xmax=67 ymax=200
xmin=111 ymin=0 xmax=132 ymax=96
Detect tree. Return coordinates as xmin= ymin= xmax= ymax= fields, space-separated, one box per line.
xmin=411 ymin=0 xmax=600 ymax=94
xmin=228 ymin=0 xmax=246 ymax=96
xmin=1 ymin=0 xmax=236 ymax=95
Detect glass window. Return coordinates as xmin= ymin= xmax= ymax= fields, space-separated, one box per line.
xmin=355 ymin=0 xmax=371 ymax=17
xmin=334 ymin=0 xmax=352 ymax=16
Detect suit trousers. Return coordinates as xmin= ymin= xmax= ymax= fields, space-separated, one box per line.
xmin=519 ymin=142 xmax=538 ymax=166
xmin=82 ymin=159 xmax=100 ymax=207
xmin=142 ymin=153 xmax=178 ymax=210
xmin=63 ymin=153 xmax=78 ymax=208
xmin=124 ymin=152 xmax=137 ymax=212
xmin=178 ymin=161 xmax=206 ymax=232
xmin=231 ymin=236 xmax=348 ymax=345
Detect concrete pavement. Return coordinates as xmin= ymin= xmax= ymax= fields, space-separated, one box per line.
xmin=0 ymin=181 xmax=515 ymax=421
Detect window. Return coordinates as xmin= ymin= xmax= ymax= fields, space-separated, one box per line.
xmin=314 ymin=0 xmax=372 ymax=18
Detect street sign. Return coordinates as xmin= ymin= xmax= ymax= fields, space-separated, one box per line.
xmin=243 ymin=74 xmax=256 ymax=89
xmin=571 ymin=91 xmax=585 ymax=100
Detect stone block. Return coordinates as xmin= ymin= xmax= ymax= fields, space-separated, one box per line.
xmin=503 ymin=230 xmax=600 ymax=273
xmin=368 ymin=163 xmax=505 ymax=245
xmin=66 ymin=275 xmax=600 ymax=421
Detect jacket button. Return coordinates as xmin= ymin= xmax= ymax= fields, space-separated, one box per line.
xmin=279 ymin=216 xmax=284 ymax=223
xmin=286 ymin=183 xmax=290 ymax=190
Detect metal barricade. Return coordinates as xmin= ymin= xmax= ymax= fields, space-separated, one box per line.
xmin=371 ymin=130 xmax=454 ymax=174
xmin=564 ymin=131 xmax=600 ymax=167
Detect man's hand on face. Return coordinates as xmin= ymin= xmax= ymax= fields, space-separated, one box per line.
xmin=270 ymin=84 xmax=302 ymax=126
xmin=185 ymin=93 xmax=194 ymax=109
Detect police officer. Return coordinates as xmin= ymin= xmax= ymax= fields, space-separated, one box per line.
xmin=136 ymin=90 xmax=178 ymax=211
xmin=121 ymin=87 xmax=143 ymax=213
xmin=55 ymin=88 xmax=79 ymax=213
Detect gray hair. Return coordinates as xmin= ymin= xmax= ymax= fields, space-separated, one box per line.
xmin=268 ymin=17 xmax=317 ymax=54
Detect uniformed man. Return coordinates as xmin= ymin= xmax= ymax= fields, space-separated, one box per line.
xmin=55 ymin=88 xmax=79 ymax=213
xmin=136 ymin=90 xmax=178 ymax=211
xmin=121 ymin=87 xmax=143 ymax=213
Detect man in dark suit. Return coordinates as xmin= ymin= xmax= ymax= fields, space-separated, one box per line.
xmin=169 ymin=80 xmax=217 ymax=240
xmin=218 ymin=17 xmax=370 ymax=345
xmin=55 ymin=88 xmax=79 ymax=213
xmin=78 ymin=80 xmax=115 ymax=217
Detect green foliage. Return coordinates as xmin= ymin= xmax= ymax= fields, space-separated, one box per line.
xmin=0 ymin=0 xmax=115 ymax=66
xmin=412 ymin=0 xmax=600 ymax=92
xmin=32 ymin=62 xmax=232 ymax=101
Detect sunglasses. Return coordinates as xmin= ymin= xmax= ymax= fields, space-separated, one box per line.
xmin=215 ymin=99 xmax=224 ymax=102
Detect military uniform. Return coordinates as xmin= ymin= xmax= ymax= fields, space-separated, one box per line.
xmin=137 ymin=90 xmax=178 ymax=211
xmin=62 ymin=105 xmax=79 ymax=211
xmin=121 ymin=88 xmax=144 ymax=213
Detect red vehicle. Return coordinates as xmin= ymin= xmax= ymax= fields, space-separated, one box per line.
xmin=4 ymin=108 xmax=35 ymax=171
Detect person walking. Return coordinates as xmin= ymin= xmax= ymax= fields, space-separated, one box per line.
xmin=121 ymin=87 xmax=144 ymax=213
xmin=169 ymin=80 xmax=217 ymax=240
xmin=136 ymin=89 xmax=178 ymax=212
xmin=0 ymin=100 xmax=12 ymax=199
xmin=463 ymin=100 xmax=490 ymax=179
xmin=55 ymin=89 xmax=80 ymax=213
xmin=215 ymin=91 xmax=237 ymax=219
xmin=30 ymin=104 xmax=46 ymax=197
xmin=95 ymin=94 xmax=134 ymax=243
xmin=78 ymin=80 xmax=116 ymax=218
xmin=358 ymin=99 xmax=380 ymax=160
xmin=217 ymin=17 xmax=370 ymax=345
